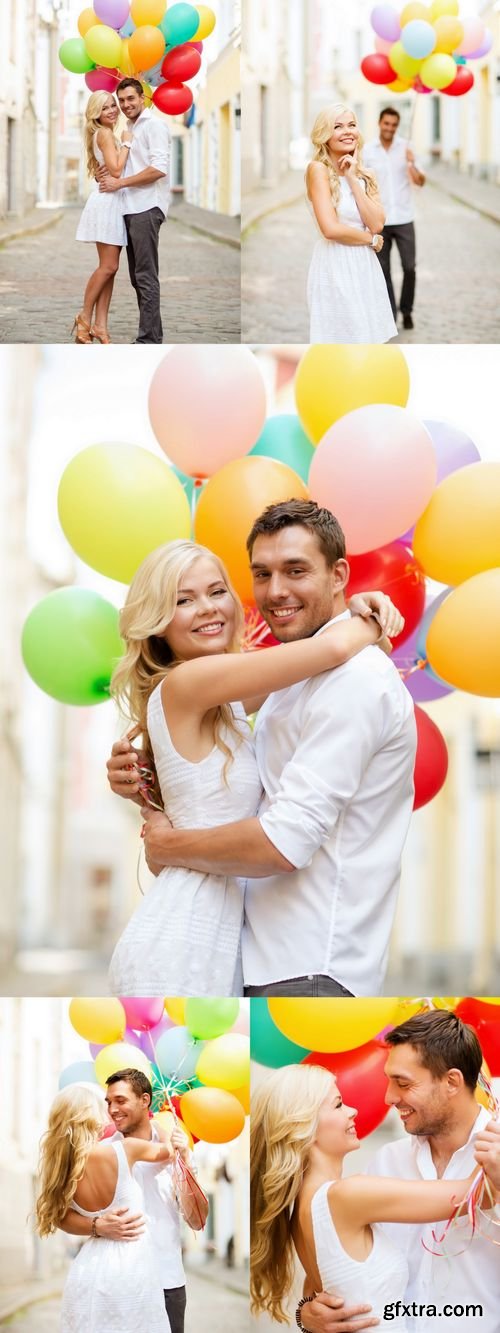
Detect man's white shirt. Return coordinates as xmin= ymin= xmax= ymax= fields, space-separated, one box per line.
xmin=364 ymin=134 xmax=424 ymax=225
xmin=120 ymin=108 xmax=170 ymax=217
xmin=112 ymin=1127 xmax=185 ymax=1289
xmin=242 ymin=612 xmax=416 ymax=993
xmin=369 ymin=1107 xmax=500 ymax=1333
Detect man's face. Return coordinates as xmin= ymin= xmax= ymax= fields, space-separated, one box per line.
xmin=117 ymin=88 xmax=145 ymax=121
xmin=384 ymin=1044 xmax=455 ymax=1136
xmin=379 ymin=114 xmax=399 ymax=146
xmin=105 ymin=1079 xmax=149 ymax=1135
xmin=250 ymin=525 xmax=348 ymax=642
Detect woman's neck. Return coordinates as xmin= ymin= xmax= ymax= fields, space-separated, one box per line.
xmin=302 ymin=1145 xmax=345 ymax=1196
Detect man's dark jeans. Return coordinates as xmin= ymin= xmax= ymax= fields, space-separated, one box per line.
xmin=244 ymin=975 xmax=354 ymax=997
xmin=124 ymin=206 xmax=165 ymax=343
xmin=377 ymin=221 xmax=416 ymax=318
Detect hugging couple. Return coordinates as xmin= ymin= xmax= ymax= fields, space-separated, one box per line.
xmin=105 ymin=497 xmax=417 ymax=999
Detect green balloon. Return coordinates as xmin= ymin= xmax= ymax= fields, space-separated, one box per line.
xmin=59 ymin=37 xmax=95 ymax=74
xmin=160 ymin=2 xmax=199 ymax=47
xmin=250 ymin=415 xmax=315 ymax=483
xmin=250 ymin=999 xmax=312 ymax=1068
xmin=22 ymin=587 xmax=123 ymax=706
xmin=185 ymin=998 xmax=239 ymax=1040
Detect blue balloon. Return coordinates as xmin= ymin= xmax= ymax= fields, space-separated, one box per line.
xmin=401 ymin=19 xmax=436 ymax=60
xmin=159 ymin=2 xmax=199 ymax=49
xmin=155 ymin=1026 xmax=205 ymax=1081
xmin=120 ymin=16 xmax=135 ymax=35
xmin=59 ymin=1061 xmax=98 ymax=1089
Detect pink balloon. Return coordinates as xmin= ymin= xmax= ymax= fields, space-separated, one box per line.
xmin=120 ymin=997 xmax=165 ymax=1030
xmin=374 ymin=36 xmax=393 ymax=54
xmin=232 ymin=1010 xmax=249 ymax=1035
xmin=309 ymin=405 xmax=437 ymax=555
xmin=85 ymin=69 xmax=120 ymax=91
xmin=190 ymin=40 xmax=203 ymax=52
xmin=148 ymin=347 xmax=267 ymax=479
xmin=455 ymin=17 xmax=485 ymax=57
xmin=467 ymin=31 xmax=492 ymax=60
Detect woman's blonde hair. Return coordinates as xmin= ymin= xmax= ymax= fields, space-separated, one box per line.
xmin=110 ymin=539 xmax=246 ymax=778
xmin=35 ymin=1085 xmax=107 ymax=1237
xmin=84 ymin=92 xmax=119 ymax=178
xmin=250 ymin=1064 xmax=334 ymax=1323
xmin=309 ymin=104 xmax=378 ymax=208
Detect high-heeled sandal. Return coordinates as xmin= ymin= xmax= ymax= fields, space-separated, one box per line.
xmin=71 ymin=313 xmax=93 ymax=344
xmin=91 ymin=325 xmax=111 ymax=343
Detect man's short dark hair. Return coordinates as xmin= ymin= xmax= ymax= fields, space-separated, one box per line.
xmin=106 ymin=1067 xmax=153 ymax=1106
xmin=246 ymin=499 xmax=346 ymax=566
xmin=385 ymin=1010 xmax=482 ymax=1092
xmin=116 ymin=78 xmax=144 ymax=97
xmin=379 ymin=106 xmax=400 ymax=123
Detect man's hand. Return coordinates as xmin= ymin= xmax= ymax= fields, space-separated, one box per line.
xmin=406 ymin=147 xmax=415 ymax=167
xmin=171 ymin=1125 xmax=190 ymax=1162
xmin=141 ymin=807 xmax=174 ymax=875
xmin=474 ymin=1118 xmax=500 ymax=1190
xmin=300 ymin=1292 xmax=378 ymax=1332
xmin=99 ymin=173 xmax=122 ymax=192
xmin=96 ymin=1207 xmax=145 ymax=1241
xmin=107 ymin=733 xmax=150 ymax=808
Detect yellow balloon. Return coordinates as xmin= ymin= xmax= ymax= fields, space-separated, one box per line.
xmin=476 ymin=1059 xmax=493 ymax=1110
xmin=141 ymin=80 xmax=153 ymax=104
xmin=430 ymin=0 xmax=459 ymax=19
xmin=389 ymin=41 xmax=423 ymax=80
xmin=69 ymin=997 xmax=126 ymax=1045
xmin=95 ymin=1042 xmax=153 ymax=1086
xmin=196 ymin=1034 xmax=250 ymax=1091
xmin=393 ymin=998 xmax=427 ymax=1023
xmin=131 ymin=0 xmax=166 ymax=25
xmin=477 ymin=998 xmax=500 ymax=1005
xmin=194 ymin=5 xmax=216 ymax=39
xmin=268 ymin=999 xmax=400 ymax=1054
xmin=78 ymin=8 xmax=101 ymax=37
xmin=426 ymin=570 xmax=500 ymax=698
xmin=387 ymin=77 xmax=414 ymax=91
xmin=413 ymin=462 xmax=500 ymax=584
xmin=295 ymin=346 xmax=410 ymax=444
xmin=180 ymin=1087 xmax=245 ymax=1143
xmin=401 ymin=2 xmax=431 ymax=21
xmin=165 ymin=998 xmax=186 ymax=1025
xmin=154 ymin=1110 xmax=194 ymax=1150
xmin=433 ymin=15 xmax=464 ymax=53
xmin=85 ymin=23 xmax=122 ymax=67
xmin=58 ymin=443 xmax=191 ymax=584
xmin=118 ymin=37 xmax=136 ymax=75
xmin=420 ymin=51 xmax=456 ymax=88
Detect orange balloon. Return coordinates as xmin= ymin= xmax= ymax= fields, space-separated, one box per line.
xmin=231 ymin=1083 xmax=250 ymax=1114
xmin=180 ymin=1087 xmax=245 ymax=1143
xmin=128 ymin=23 xmax=165 ymax=70
xmin=194 ymin=456 xmax=309 ymax=604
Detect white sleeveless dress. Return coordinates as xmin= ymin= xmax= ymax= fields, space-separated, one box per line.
xmin=61 ymin=1139 xmax=169 ymax=1333
xmin=311 ymin=1181 xmax=409 ymax=1332
xmin=307 ymin=177 xmax=397 ymax=344
xmin=76 ymin=132 xmax=127 ymax=246
xmin=108 ymin=682 xmax=263 ymax=997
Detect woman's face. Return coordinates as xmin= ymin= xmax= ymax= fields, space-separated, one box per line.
xmin=164 ymin=556 xmax=238 ymax=662
xmin=314 ymin=1077 xmax=359 ymax=1157
xmin=98 ymin=96 xmax=119 ymax=126
xmin=327 ymin=110 xmax=359 ymax=157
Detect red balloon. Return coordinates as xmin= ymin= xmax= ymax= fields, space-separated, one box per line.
xmin=443 ymin=66 xmax=474 ymax=97
xmin=455 ymin=999 xmax=500 ymax=1075
xmin=162 ymin=42 xmax=202 ymax=82
xmin=413 ymin=705 xmax=448 ymax=810
xmin=347 ymin=543 xmax=426 ymax=647
xmin=361 ymin=54 xmax=396 ymax=86
xmin=152 ymin=81 xmax=193 ymax=115
xmin=303 ymin=1041 xmax=390 ymax=1139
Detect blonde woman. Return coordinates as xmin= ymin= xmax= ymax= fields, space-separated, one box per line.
xmin=74 ymin=92 xmax=132 ymax=344
xmin=107 ymin=538 xmax=402 ymax=998
xmin=35 ymin=1084 xmax=172 ymax=1331
xmin=306 ymin=105 xmax=397 ymax=344
xmin=251 ymin=1064 xmax=497 ymax=1333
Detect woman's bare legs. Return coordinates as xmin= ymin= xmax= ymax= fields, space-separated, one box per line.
xmin=93 ymin=271 xmax=116 ymax=336
xmin=81 ymin=242 xmax=121 ymax=330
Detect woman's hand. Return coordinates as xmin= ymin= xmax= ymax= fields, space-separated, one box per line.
xmin=338 ymin=153 xmax=357 ymax=179
xmin=348 ymin=592 xmax=404 ymax=640
xmin=120 ymin=129 xmax=133 ymax=143
xmin=141 ymin=807 xmax=174 ymax=875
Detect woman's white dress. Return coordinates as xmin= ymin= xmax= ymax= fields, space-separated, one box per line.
xmin=108 ymin=683 xmax=262 ymax=997
xmin=311 ymin=1180 xmax=410 ymax=1332
xmin=61 ymin=1139 xmax=169 ymax=1333
xmin=307 ymin=177 xmax=397 ymax=344
xmin=76 ymin=132 xmax=127 ymax=246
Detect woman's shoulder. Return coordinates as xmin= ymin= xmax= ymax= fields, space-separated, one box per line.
xmin=307 ymin=160 xmax=328 ymax=177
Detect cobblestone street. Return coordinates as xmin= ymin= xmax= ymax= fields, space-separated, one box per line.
xmin=242 ymin=182 xmax=500 ymax=344
xmin=2 ymin=1268 xmax=250 ymax=1331
xmin=0 ymin=206 xmax=240 ymax=344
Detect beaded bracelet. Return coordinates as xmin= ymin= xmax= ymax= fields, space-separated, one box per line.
xmin=295 ymin=1294 xmax=316 ymax=1331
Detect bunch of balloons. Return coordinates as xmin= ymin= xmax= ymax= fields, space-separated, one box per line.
xmin=61 ymin=996 xmax=249 ymax=1143
xmin=59 ymin=1 xmax=217 ymax=117
xmin=362 ymin=2 xmax=492 ymax=98
xmin=251 ymin=996 xmax=499 ymax=1139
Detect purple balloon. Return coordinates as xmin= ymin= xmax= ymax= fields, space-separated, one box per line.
xmin=370 ymin=4 xmax=400 ymax=43
xmin=393 ymin=615 xmax=453 ymax=703
xmin=89 ymin=1042 xmax=104 ymax=1059
xmin=94 ymin=0 xmax=130 ymax=28
xmin=124 ymin=1025 xmax=144 ymax=1048
xmin=139 ymin=1014 xmax=174 ymax=1059
xmin=423 ymin=420 xmax=480 ymax=486
xmin=467 ymin=31 xmax=493 ymax=60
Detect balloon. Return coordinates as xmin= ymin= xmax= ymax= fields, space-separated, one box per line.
xmin=388 ymin=41 xmax=423 ymax=79
xmin=430 ymin=0 xmax=458 ymax=16
xmin=426 ymin=570 xmax=500 ymax=697
xmin=129 ymin=24 xmax=165 ymax=69
xmin=118 ymin=36 xmax=137 ymax=73
xmin=413 ymin=75 xmax=432 ymax=93
xmin=370 ymin=5 xmax=401 ymax=43
xmin=130 ymin=0 xmax=166 ymax=24
xmin=85 ymin=68 xmax=120 ymax=90
xmin=139 ymin=1014 xmax=174 ymax=1056
xmin=193 ymin=5 xmax=215 ymax=39
xmin=59 ymin=37 xmax=95 ymax=72
xmin=85 ymin=23 xmax=122 ymax=66
xmin=189 ymin=40 xmax=203 ymax=52
xmin=374 ymin=36 xmax=393 ymax=53
xmin=155 ymin=1026 xmax=204 ymax=1080
xmin=249 ymin=414 xmax=315 ymax=483
xmin=423 ymin=419 xmax=480 ymax=486
xmin=148 ymin=346 xmax=267 ymax=479
xmin=69 ymin=997 xmax=126 ymax=1044
xmin=185 ymin=998 xmax=239 ymax=1040
xmin=400 ymin=3 xmax=431 ymax=22
xmin=180 ymin=1087 xmax=245 ymax=1142
xmin=397 ymin=642 xmax=453 ymax=702
xmin=57 ymin=443 xmax=190 ymax=583
xmin=250 ymin=998 xmax=311 ymax=1067
xmin=361 ymin=54 xmax=397 ymax=85
xmin=455 ymin=18 xmax=485 ymax=57
xmin=123 ymin=1026 xmax=144 ymax=1049
xmin=232 ymin=1083 xmax=250 ymax=1115
xmin=120 ymin=998 xmax=165 ymax=1031
xmin=268 ymin=999 xmax=400 ymax=1054
xmin=432 ymin=15 xmax=463 ymax=53
xmin=347 ymin=542 xmax=426 ymax=647
xmin=21 ymin=588 xmax=122 ymax=706
xmin=419 ymin=52 xmax=456 ymax=89
xmin=386 ymin=77 xmax=414 ymax=92
xmin=120 ymin=15 xmax=136 ymax=35
xmin=159 ymin=2 xmax=199 ymax=47
xmin=95 ymin=1042 xmax=153 ymax=1086
xmin=442 ymin=66 xmax=474 ymax=96
xmin=415 ymin=588 xmax=452 ymax=664
xmin=309 ymin=406 xmax=436 ymax=555
xmin=194 ymin=457 xmax=309 ymax=604
xmin=401 ymin=20 xmax=436 ymax=59
xmin=165 ymin=998 xmax=186 ymax=1024
xmin=295 ymin=346 xmax=410 ymax=445
xmin=152 ymin=81 xmax=193 ymax=115
xmin=413 ymin=705 xmax=448 ymax=810
xmin=413 ymin=462 xmax=500 ymax=585
xmin=196 ymin=1034 xmax=250 ymax=1091
xmin=59 ymin=1061 xmax=99 ymax=1089
xmin=78 ymin=8 xmax=102 ymax=37
xmin=467 ymin=31 xmax=493 ymax=61
xmin=94 ymin=0 xmax=130 ymax=25
xmin=304 ymin=1041 xmax=390 ymax=1139
xmin=162 ymin=42 xmax=201 ymax=80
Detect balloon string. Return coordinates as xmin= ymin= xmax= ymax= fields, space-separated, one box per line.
xmin=400 ymin=657 xmax=429 ymax=680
